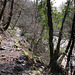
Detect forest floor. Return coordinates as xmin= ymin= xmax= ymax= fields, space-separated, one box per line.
xmin=0 ymin=28 xmax=50 ymax=75
xmin=1 ymin=27 xmax=74 ymax=75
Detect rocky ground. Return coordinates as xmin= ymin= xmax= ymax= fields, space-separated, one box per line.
xmin=0 ymin=28 xmax=50 ymax=75
xmin=0 ymin=27 xmax=74 ymax=75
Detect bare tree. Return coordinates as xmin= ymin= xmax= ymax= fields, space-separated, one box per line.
xmin=3 ymin=0 xmax=14 ymax=31
xmin=0 ymin=0 xmax=7 ymax=20
xmin=47 ymin=0 xmax=54 ymax=66
xmin=47 ymin=0 xmax=71 ymax=74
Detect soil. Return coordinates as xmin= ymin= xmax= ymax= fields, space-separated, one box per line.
xmin=0 ymin=32 xmax=32 ymax=75
xmin=0 ymin=29 xmax=47 ymax=75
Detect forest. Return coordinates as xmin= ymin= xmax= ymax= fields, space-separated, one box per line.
xmin=0 ymin=0 xmax=75 ymax=75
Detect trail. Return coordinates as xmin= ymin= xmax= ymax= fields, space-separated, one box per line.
xmin=0 ymin=28 xmax=31 ymax=75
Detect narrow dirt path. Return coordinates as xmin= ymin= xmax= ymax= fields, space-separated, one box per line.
xmin=0 ymin=28 xmax=32 ymax=75
xmin=0 ymin=28 xmax=24 ymax=64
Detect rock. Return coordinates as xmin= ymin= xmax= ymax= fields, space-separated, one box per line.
xmin=1 ymin=57 xmax=6 ymax=60
xmin=0 ymin=73 xmax=2 ymax=75
xmin=16 ymin=48 xmax=22 ymax=51
xmin=13 ymin=45 xmax=18 ymax=48
xmin=32 ymin=66 xmax=37 ymax=70
xmin=0 ymin=48 xmax=5 ymax=50
xmin=31 ymin=70 xmax=41 ymax=75
xmin=1 ymin=54 xmax=5 ymax=57
xmin=15 ymin=59 xmax=24 ymax=64
xmin=22 ymin=64 xmax=26 ymax=67
xmin=41 ymin=66 xmax=45 ymax=69
xmin=6 ymin=74 xmax=12 ymax=75
xmin=28 ymin=48 xmax=32 ymax=51
xmin=13 ymin=65 xmax=24 ymax=71
xmin=39 ymin=68 xmax=43 ymax=72
xmin=1 ymin=70 xmax=6 ymax=73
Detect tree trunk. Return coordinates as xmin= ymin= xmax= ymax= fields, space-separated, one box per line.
xmin=0 ymin=0 xmax=7 ymax=20
xmin=66 ymin=13 xmax=75 ymax=73
xmin=47 ymin=0 xmax=54 ymax=65
xmin=54 ymin=0 xmax=70 ymax=61
xmin=3 ymin=0 xmax=14 ymax=31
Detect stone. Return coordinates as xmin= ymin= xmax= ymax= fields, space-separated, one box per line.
xmin=15 ymin=59 xmax=24 ymax=64
xmin=13 ymin=65 xmax=24 ymax=71
xmin=1 ymin=70 xmax=6 ymax=73
xmin=39 ymin=68 xmax=43 ymax=72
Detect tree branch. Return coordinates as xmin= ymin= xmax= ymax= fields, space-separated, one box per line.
xmin=47 ymin=0 xmax=54 ymax=64
xmin=54 ymin=0 xmax=70 ymax=60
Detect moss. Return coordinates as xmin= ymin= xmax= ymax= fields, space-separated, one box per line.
xmin=31 ymin=70 xmax=41 ymax=75
xmin=14 ymin=40 xmax=20 ymax=47
xmin=21 ymin=49 xmax=29 ymax=56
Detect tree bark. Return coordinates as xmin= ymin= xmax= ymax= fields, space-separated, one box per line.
xmin=3 ymin=0 xmax=14 ymax=31
xmin=47 ymin=0 xmax=54 ymax=65
xmin=54 ymin=0 xmax=70 ymax=60
xmin=66 ymin=13 xmax=75 ymax=71
xmin=0 ymin=0 xmax=7 ymax=20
